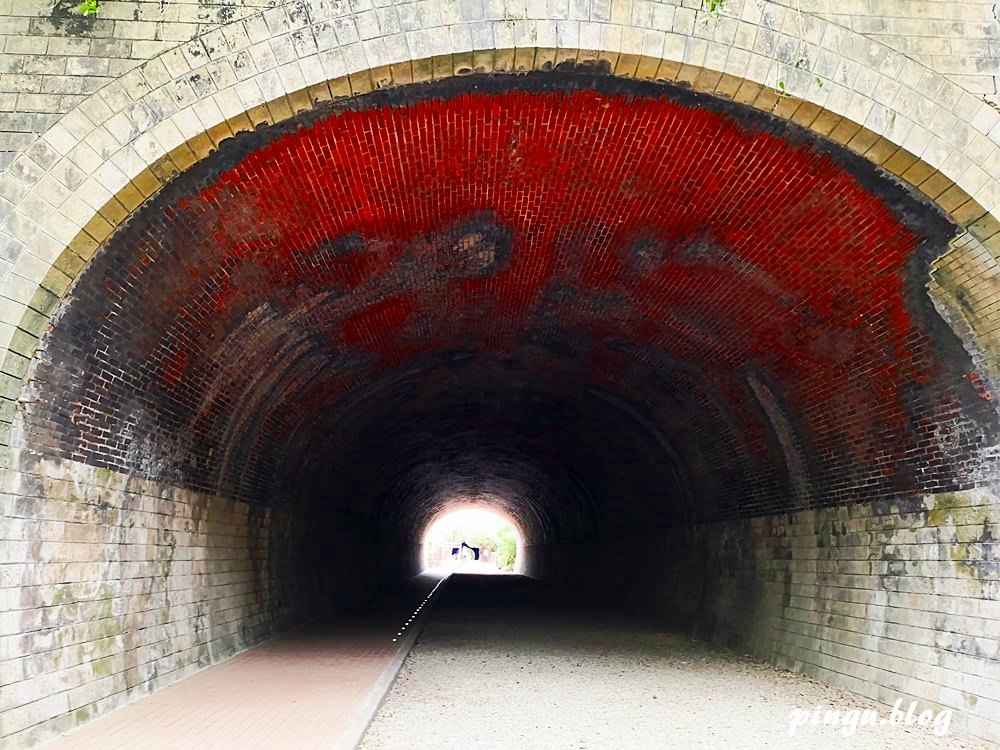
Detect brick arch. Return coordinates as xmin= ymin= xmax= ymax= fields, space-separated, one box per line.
xmin=26 ymin=68 xmax=992 ymax=515
xmin=1 ymin=0 xmax=1000 ymax=449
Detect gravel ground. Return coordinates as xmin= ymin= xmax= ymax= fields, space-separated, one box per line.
xmin=360 ymin=575 xmax=987 ymax=750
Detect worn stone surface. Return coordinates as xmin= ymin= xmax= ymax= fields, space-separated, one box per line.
xmin=3 ymin=0 xmax=1000 ymax=170
xmin=629 ymin=489 xmax=1000 ymax=744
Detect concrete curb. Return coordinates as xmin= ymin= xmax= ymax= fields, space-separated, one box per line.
xmin=334 ymin=573 xmax=451 ymax=750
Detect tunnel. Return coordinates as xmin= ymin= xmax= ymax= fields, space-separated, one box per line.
xmin=3 ymin=63 xmax=1000 ymax=747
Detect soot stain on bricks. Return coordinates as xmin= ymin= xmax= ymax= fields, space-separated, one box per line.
xmin=22 ymin=69 xmax=998 ymax=521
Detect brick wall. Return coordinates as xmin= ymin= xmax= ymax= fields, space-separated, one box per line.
xmin=0 ymin=450 xmax=311 ymax=749
xmin=627 ymin=488 xmax=1000 ymax=745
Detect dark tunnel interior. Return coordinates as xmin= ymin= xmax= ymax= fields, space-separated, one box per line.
xmin=21 ymin=69 xmax=998 ymax=627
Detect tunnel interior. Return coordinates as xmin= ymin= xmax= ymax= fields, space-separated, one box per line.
xmin=12 ymin=68 xmax=1000 ymax=743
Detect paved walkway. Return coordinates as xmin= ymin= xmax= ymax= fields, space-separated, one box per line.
xmin=40 ymin=572 xmax=445 ymax=750
xmin=361 ymin=575 xmax=987 ymax=750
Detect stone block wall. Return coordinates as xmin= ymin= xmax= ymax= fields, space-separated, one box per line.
xmin=3 ymin=0 xmax=1000 ymax=172
xmin=0 ymin=450 xmax=308 ymax=749
xmin=0 ymin=0 xmax=273 ymax=167
xmin=628 ymin=488 xmax=1000 ymax=745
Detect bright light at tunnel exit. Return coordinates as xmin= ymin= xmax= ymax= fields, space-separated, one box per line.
xmin=421 ymin=507 xmax=522 ymax=574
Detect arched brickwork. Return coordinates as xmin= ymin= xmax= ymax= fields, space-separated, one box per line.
xmin=3 ymin=0 xmax=1000 ymax=399
xmin=2 ymin=2 xmax=1000 ymax=747
xmin=22 ymin=70 xmax=995 ymax=513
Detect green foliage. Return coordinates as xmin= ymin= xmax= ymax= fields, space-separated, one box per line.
xmin=437 ymin=524 xmax=494 ymax=551
xmin=703 ymin=0 xmax=728 ymax=20
xmin=465 ymin=529 xmax=499 ymax=553
xmin=79 ymin=0 xmax=99 ymax=15
xmin=496 ymin=526 xmax=517 ymax=571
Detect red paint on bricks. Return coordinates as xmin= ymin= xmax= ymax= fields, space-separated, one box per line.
xmin=342 ymin=294 xmax=418 ymax=348
xmin=29 ymin=78 xmax=976 ymax=511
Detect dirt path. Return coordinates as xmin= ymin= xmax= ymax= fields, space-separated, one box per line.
xmin=361 ymin=575 xmax=985 ymax=750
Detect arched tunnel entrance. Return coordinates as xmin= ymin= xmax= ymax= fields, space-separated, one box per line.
xmin=6 ymin=67 xmax=1000 ymax=748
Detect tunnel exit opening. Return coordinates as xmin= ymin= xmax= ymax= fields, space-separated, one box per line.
xmin=421 ymin=506 xmax=523 ymax=574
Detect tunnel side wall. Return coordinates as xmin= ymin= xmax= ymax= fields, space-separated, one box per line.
xmin=627 ymin=489 xmax=1000 ymax=745
xmin=0 ymin=453 xmax=317 ymax=749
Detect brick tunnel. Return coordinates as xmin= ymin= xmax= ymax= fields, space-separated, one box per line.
xmin=2 ymin=7 xmax=1000 ymax=748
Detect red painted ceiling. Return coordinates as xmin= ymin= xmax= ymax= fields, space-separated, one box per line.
xmin=30 ymin=75 xmax=987 ymax=515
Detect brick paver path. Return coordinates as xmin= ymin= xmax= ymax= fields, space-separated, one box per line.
xmin=40 ymin=573 xmax=445 ymax=750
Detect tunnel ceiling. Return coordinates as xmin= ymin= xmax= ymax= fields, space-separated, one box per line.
xmin=23 ymin=69 xmax=998 ymax=528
